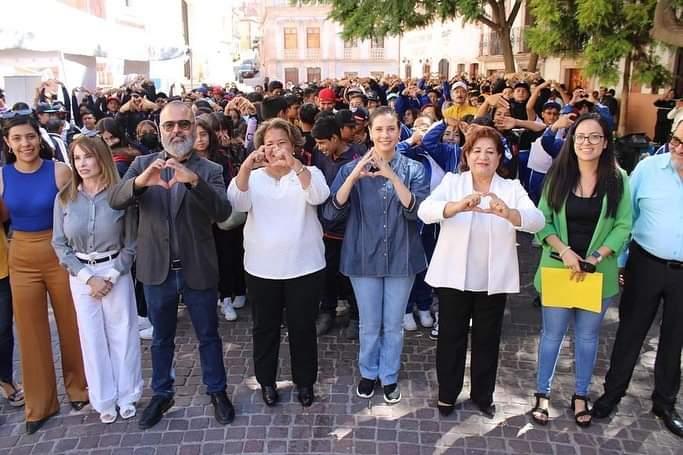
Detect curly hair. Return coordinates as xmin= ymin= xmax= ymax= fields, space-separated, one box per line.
xmin=253 ymin=118 xmax=305 ymax=150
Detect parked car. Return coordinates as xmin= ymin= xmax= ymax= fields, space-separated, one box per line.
xmin=238 ymin=60 xmax=259 ymax=79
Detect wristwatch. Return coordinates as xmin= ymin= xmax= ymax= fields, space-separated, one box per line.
xmin=590 ymin=251 xmax=603 ymax=263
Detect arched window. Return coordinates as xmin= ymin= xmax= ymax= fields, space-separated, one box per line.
xmin=405 ymin=63 xmax=412 ymax=79
xmin=438 ymin=59 xmax=449 ymax=79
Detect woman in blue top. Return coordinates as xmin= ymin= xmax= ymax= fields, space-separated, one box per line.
xmin=1 ymin=115 xmax=88 ymax=434
xmin=324 ymin=106 xmax=429 ymax=404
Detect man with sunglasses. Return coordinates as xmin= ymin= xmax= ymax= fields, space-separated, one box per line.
xmin=109 ymin=101 xmax=234 ymax=430
xmin=593 ymin=120 xmax=683 ymax=438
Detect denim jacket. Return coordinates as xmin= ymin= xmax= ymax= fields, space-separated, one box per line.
xmin=322 ymin=151 xmax=429 ymax=277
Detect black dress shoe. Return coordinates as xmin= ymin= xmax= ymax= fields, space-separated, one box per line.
xmin=315 ymin=313 xmax=334 ymax=336
xmin=653 ymin=406 xmax=683 ymax=438
xmin=261 ymin=385 xmax=279 ymax=407
xmin=437 ymin=402 xmax=455 ymax=417
xmin=591 ymin=395 xmax=618 ymax=419
xmin=210 ymin=391 xmax=235 ymax=425
xmin=70 ymin=400 xmax=89 ymax=411
xmin=297 ymin=385 xmax=314 ymax=407
xmin=474 ymin=401 xmax=496 ymax=418
xmin=25 ymin=410 xmax=59 ymax=435
xmin=138 ymin=395 xmax=174 ymax=430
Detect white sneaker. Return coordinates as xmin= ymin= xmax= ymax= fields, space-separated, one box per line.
xmin=139 ymin=326 xmax=154 ymax=340
xmin=418 ymin=310 xmax=434 ymax=328
xmin=222 ymin=299 xmax=237 ymax=321
xmin=137 ymin=316 xmax=152 ymax=331
xmin=403 ymin=313 xmax=418 ymax=331
xmin=232 ymin=295 xmax=246 ymax=309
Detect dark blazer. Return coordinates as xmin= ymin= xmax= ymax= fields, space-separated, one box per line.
xmin=109 ymin=151 xmax=231 ymax=289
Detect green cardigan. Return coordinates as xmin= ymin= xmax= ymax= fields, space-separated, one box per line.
xmin=534 ymin=170 xmax=632 ymax=299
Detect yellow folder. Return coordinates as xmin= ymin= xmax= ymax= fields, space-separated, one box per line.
xmin=540 ymin=268 xmax=603 ymax=313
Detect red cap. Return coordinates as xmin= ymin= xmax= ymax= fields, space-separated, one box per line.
xmin=318 ymin=88 xmax=336 ymax=102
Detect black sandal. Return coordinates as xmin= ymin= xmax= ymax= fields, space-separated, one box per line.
xmin=571 ymin=394 xmax=592 ymax=427
xmin=530 ymin=393 xmax=549 ymax=425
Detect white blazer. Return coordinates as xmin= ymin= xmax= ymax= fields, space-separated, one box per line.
xmin=417 ymin=171 xmax=545 ymax=295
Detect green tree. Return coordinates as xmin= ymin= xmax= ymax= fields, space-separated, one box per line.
xmin=527 ymin=0 xmax=673 ymax=135
xmin=301 ymin=0 xmax=529 ymax=73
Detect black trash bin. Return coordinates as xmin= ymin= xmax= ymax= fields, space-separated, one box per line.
xmin=615 ymin=133 xmax=650 ymax=174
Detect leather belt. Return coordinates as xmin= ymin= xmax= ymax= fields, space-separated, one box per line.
xmin=76 ymin=251 xmax=120 ymax=265
xmin=633 ymin=242 xmax=683 ymax=270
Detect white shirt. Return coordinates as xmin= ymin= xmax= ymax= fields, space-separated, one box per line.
xmin=227 ymin=166 xmax=330 ymax=279
xmin=464 ymin=212 xmax=490 ymax=291
xmin=528 ymin=119 xmax=559 ymax=174
xmin=417 ymin=172 xmax=545 ymax=294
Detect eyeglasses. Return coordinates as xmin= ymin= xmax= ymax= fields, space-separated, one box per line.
xmin=574 ymin=133 xmax=604 ymax=145
xmin=670 ymin=135 xmax=682 ymax=148
xmin=160 ymin=120 xmax=193 ymax=132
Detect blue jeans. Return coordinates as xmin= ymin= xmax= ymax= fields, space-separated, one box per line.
xmin=143 ymin=270 xmax=226 ymax=396
xmin=350 ymin=275 xmax=415 ymax=385
xmin=536 ymin=298 xmax=612 ymax=396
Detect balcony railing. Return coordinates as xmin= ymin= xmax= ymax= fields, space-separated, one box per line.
xmin=479 ymin=26 xmax=530 ymax=57
xmin=369 ymin=47 xmax=385 ymax=60
xmin=344 ymin=48 xmax=358 ymax=59
xmin=306 ymin=48 xmax=321 ymax=59
xmin=284 ymin=48 xmax=298 ymax=59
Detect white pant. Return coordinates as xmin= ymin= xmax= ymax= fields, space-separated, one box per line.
xmin=69 ymin=261 xmax=143 ymax=413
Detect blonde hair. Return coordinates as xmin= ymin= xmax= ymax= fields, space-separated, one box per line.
xmin=58 ymin=136 xmax=120 ymax=205
xmin=253 ymin=118 xmax=305 ymax=150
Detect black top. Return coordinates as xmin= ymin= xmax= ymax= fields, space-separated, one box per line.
xmin=566 ymin=192 xmax=602 ymax=258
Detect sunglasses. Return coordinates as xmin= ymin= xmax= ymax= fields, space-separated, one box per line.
xmin=160 ymin=120 xmax=193 ymax=132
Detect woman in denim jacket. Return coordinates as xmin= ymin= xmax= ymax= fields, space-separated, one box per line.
xmin=323 ymin=106 xmax=429 ymax=404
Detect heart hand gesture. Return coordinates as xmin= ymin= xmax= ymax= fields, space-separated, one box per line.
xmin=165 ymin=158 xmax=199 ymax=187
xmin=135 ymin=158 xmax=169 ymax=189
xmin=244 ymin=145 xmax=268 ymax=169
xmin=473 ymin=192 xmax=510 ymax=219
xmin=455 ymin=193 xmax=482 ymax=213
xmin=349 ymin=152 xmax=376 ymax=182
xmin=365 ymin=149 xmax=396 ymax=180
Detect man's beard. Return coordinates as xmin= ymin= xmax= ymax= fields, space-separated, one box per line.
xmin=162 ymin=133 xmax=195 ymax=159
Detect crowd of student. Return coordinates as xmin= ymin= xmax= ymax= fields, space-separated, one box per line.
xmin=0 ymin=72 xmax=681 ymax=440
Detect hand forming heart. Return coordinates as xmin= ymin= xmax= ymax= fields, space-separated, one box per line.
xmin=135 ymin=158 xmax=198 ymax=190
xmin=472 ymin=192 xmax=510 ymax=219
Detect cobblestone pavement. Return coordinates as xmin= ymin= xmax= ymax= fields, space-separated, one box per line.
xmin=0 ymin=234 xmax=681 ymax=454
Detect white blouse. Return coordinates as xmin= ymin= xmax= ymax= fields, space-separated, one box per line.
xmin=417 ymin=171 xmax=545 ymax=295
xmin=227 ymin=166 xmax=330 ymax=280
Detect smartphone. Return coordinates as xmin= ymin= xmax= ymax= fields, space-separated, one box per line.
xmin=550 ymin=252 xmax=596 ymax=273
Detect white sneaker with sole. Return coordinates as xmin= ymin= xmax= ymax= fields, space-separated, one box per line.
xmin=403 ymin=313 xmax=418 ymax=331
xmin=137 ymin=316 xmax=152 ymax=331
xmin=232 ymin=295 xmax=246 ymax=309
xmin=222 ymin=299 xmax=238 ymax=321
xmin=418 ymin=310 xmax=434 ymax=328
xmin=139 ymin=326 xmax=154 ymax=340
